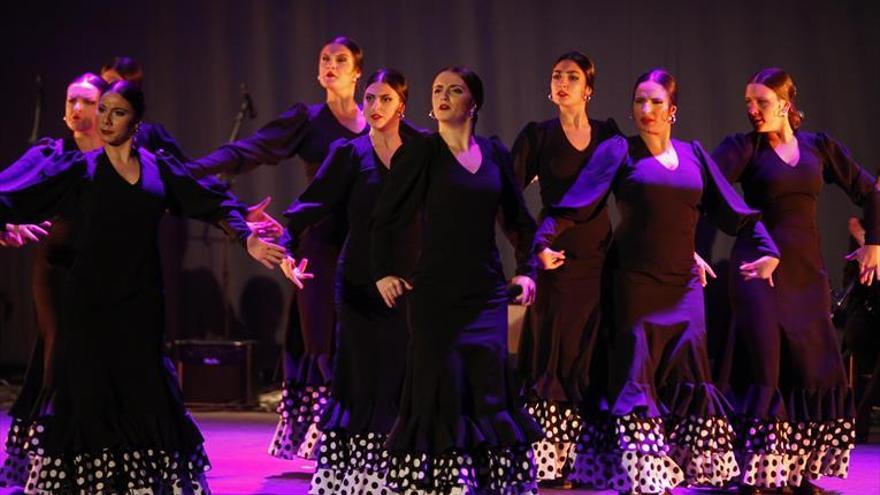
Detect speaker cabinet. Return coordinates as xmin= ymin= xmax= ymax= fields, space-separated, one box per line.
xmin=173 ymin=340 xmax=255 ymax=406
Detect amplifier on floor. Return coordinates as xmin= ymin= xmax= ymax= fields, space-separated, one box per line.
xmin=172 ymin=340 xmax=255 ymax=406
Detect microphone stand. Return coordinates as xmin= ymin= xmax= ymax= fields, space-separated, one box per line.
xmin=220 ymin=83 xmax=258 ymax=339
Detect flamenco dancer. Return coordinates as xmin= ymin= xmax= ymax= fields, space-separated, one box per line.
xmin=511 ymin=50 xmax=621 ymax=485
xmin=0 ymin=81 xmax=285 ymax=494
xmin=370 ymin=66 xmax=542 ymax=494
xmin=712 ymin=68 xmax=879 ymax=494
xmin=272 ymin=67 xmax=422 ymax=494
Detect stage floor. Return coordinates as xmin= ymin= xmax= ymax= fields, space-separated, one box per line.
xmin=2 ymin=411 xmax=878 ymax=494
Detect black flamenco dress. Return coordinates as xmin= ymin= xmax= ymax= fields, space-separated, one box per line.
xmin=278 ymin=132 xmax=422 ymax=494
xmin=713 ymin=131 xmax=878 ymax=489
xmin=535 ymin=136 xmax=779 ymax=494
xmin=0 ymin=124 xmax=195 ymax=489
xmin=0 ymin=146 xmax=252 ymax=494
xmin=370 ymin=133 xmax=543 ymax=494
xmin=511 ymin=117 xmax=621 ymax=481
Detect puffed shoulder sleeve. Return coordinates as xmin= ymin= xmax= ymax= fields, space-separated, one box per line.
xmin=511 ymin=121 xmax=541 ymax=189
xmin=189 ymin=102 xmax=311 ymax=178
xmin=156 ymin=150 xmax=251 ymax=245
xmin=711 ymin=133 xmax=755 ymax=184
xmin=534 ymin=135 xmax=628 ymax=252
xmin=0 ymin=138 xmax=66 ymax=190
xmin=0 ymin=148 xmax=88 ymax=225
xmin=816 ymin=132 xmax=880 ymax=244
xmin=282 ymin=138 xmax=358 ymax=253
xmin=694 ymin=140 xmax=779 ymax=258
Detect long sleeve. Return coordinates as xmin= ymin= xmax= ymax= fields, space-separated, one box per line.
xmin=491 ymin=136 xmax=538 ymax=279
xmin=817 ymin=132 xmax=880 ymax=245
xmin=710 ymin=133 xmax=756 ymax=184
xmin=0 ymin=149 xmax=87 ymax=225
xmin=156 ymin=150 xmax=251 ymax=244
xmin=136 ymin=122 xmax=229 ymax=193
xmin=189 ymin=103 xmax=311 ymax=178
xmin=534 ymin=135 xmax=627 ymax=251
xmin=371 ymin=135 xmax=433 ymax=280
xmin=511 ymin=122 xmax=541 ymax=189
xmin=282 ymin=139 xmax=358 ymax=253
xmin=0 ymin=138 xmax=65 ymax=191
xmin=694 ymin=141 xmax=780 ymax=258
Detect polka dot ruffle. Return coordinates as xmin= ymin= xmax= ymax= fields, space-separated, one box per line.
xmin=525 ymin=399 xmax=581 ymax=443
xmin=0 ymin=418 xmax=29 ymax=487
xmin=531 ymin=439 xmax=572 ymax=481
xmin=309 ymin=430 xmax=392 ymax=495
xmin=386 ymin=446 xmax=538 ymax=495
xmin=268 ymin=383 xmax=330 ymax=460
xmin=667 ymin=415 xmax=740 ymax=486
xmin=526 ymin=398 xmax=583 ymax=481
xmin=568 ymin=414 xmax=683 ymax=493
xmin=24 ymin=443 xmax=211 ymax=495
xmin=736 ymin=417 xmax=855 ymax=488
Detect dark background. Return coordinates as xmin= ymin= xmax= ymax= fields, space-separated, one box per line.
xmin=1 ymin=0 xmax=878 ymax=375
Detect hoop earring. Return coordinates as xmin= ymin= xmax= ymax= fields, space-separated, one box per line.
xmin=668 ymin=113 xmax=677 ymax=124
xmin=398 ymin=112 xmax=405 ymax=119
xmin=428 ymin=110 xmax=436 ymax=120
xmin=547 ymin=93 xmax=553 ymax=101
xmin=468 ymin=106 xmax=476 ymax=118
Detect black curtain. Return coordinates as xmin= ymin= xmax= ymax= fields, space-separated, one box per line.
xmin=1 ymin=0 xmax=878 ymax=366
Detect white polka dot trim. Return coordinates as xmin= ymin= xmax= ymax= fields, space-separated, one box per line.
xmin=268 ymin=384 xmax=330 ymax=460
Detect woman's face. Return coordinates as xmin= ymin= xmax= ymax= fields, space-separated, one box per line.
xmin=64 ymin=82 xmax=101 ymax=134
xmin=97 ymin=92 xmax=137 ymax=146
xmin=317 ymin=43 xmax=360 ymax=91
xmin=431 ymin=71 xmax=473 ymax=124
xmin=364 ymin=81 xmax=404 ymax=131
xmin=745 ymin=83 xmax=789 ymax=132
xmin=550 ymin=60 xmax=591 ymax=108
xmin=632 ymin=81 xmax=675 ymax=135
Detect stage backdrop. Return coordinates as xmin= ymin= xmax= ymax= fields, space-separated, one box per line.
xmin=1 ymin=0 xmax=878 ymax=370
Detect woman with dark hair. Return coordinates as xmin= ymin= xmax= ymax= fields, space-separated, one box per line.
xmin=0 ymin=80 xmax=285 ymax=494
xmin=536 ymin=69 xmax=780 ymax=494
xmin=511 ymin=50 xmax=621 ymax=484
xmin=712 ymin=68 xmax=879 ymax=494
xmin=99 ymin=55 xmax=195 ymax=165
xmin=370 ymin=66 xmax=541 ymax=494
xmin=0 ymin=72 xmax=109 ymax=488
xmin=188 ymin=36 xmax=372 ymax=460
xmin=271 ymin=67 xmax=422 ymax=494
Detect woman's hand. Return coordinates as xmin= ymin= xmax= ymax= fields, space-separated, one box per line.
xmin=694 ymin=252 xmax=717 ymax=287
xmin=739 ymin=256 xmax=780 ymax=287
xmin=0 ymin=222 xmax=52 ymax=247
xmin=509 ymin=275 xmax=536 ymax=306
xmin=245 ymin=196 xmax=284 ymax=240
xmin=281 ymin=256 xmax=314 ymax=289
xmin=537 ymin=247 xmax=566 ymax=270
xmin=246 ymin=234 xmax=286 ymax=269
xmin=845 ymin=244 xmax=880 ymax=285
xmin=376 ymin=276 xmax=413 ymax=308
